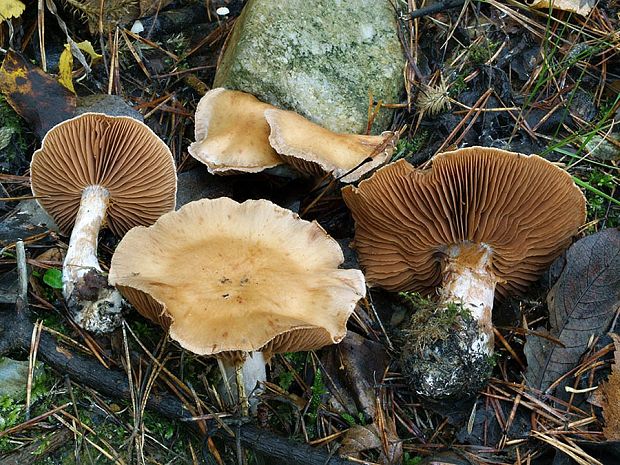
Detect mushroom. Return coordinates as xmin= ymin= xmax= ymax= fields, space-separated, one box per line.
xmin=188 ymin=88 xmax=284 ymax=174
xmin=265 ymin=108 xmax=397 ymax=182
xmin=108 ymin=197 xmax=366 ymax=410
xmin=342 ymin=147 xmax=586 ymax=399
xmin=30 ymin=113 xmax=177 ymax=333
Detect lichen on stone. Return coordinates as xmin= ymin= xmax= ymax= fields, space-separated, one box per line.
xmin=214 ymin=0 xmax=405 ymax=134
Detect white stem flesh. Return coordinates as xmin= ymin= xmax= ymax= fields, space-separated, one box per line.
xmin=220 ymin=351 xmax=267 ymax=413
xmin=441 ymin=243 xmax=497 ymax=355
xmin=63 ymin=185 xmax=109 ymax=299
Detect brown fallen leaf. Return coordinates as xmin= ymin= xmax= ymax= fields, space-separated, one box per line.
xmin=340 ymin=420 xmax=402 ymax=465
xmin=63 ymin=0 xmax=173 ymax=33
xmin=525 ymin=228 xmax=620 ymax=394
xmin=598 ymin=334 xmax=620 ymax=440
xmin=528 ymin=0 xmax=595 ymax=16
xmin=0 ymin=50 xmax=75 ymax=139
xmin=321 ymin=331 xmax=389 ymax=419
xmin=340 ymin=424 xmax=382 ymax=456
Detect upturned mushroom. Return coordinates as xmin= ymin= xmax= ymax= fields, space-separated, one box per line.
xmin=188 ymin=88 xmax=284 ymax=174
xmin=30 ymin=113 xmax=177 ymax=333
xmin=265 ymin=108 xmax=397 ymax=182
xmin=108 ymin=197 xmax=366 ymax=409
xmin=342 ymin=147 xmax=586 ymax=399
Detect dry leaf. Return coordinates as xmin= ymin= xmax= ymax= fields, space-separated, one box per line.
xmin=58 ymin=40 xmax=102 ymax=93
xmin=525 ymin=228 xmax=620 ymax=394
xmin=64 ymin=0 xmax=173 ymax=33
xmin=321 ymin=331 xmax=389 ymax=419
xmin=600 ymin=334 xmax=620 ymax=440
xmin=529 ymin=0 xmax=595 ymax=16
xmin=0 ymin=0 xmax=25 ymax=22
xmin=0 ymin=50 xmax=76 ymax=138
xmin=58 ymin=44 xmax=74 ymax=93
xmin=340 ymin=424 xmax=382 ymax=456
xmin=340 ymin=421 xmax=402 ymax=464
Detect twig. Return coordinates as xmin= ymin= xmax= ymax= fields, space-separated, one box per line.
xmin=15 ymin=240 xmax=27 ymax=310
xmin=0 ymin=309 xmax=358 ymax=465
xmin=408 ymin=0 xmax=466 ymax=19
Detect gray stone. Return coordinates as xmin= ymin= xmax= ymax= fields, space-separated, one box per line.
xmin=0 ymin=269 xmax=19 ymax=304
xmin=0 ymin=200 xmax=58 ymax=248
xmin=175 ymin=167 xmax=233 ymax=209
xmin=0 ymin=358 xmax=29 ymax=399
xmin=585 ymin=134 xmax=620 ymax=161
xmin=214 ymin=0 xmax=404 ymax=134
xmin=76 ymin=94 xmax=144 ymax=121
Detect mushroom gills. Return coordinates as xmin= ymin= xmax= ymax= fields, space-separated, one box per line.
xmin=63 ymin=185 xmax=125 ymax=333
xmin=402 ymin=242 xmax=498 ymax=400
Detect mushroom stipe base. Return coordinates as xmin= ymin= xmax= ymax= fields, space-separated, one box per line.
xmin=401 ymin=242 xmax=498 ymax=399
xmin=401 ymin=308 xmax=496 ymax=400
xmin=63 ymin=185 xmax=125 ymax=333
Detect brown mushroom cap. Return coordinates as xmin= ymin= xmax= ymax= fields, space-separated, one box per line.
xmin=342 ymin=147 xmax=586 ymax=297
xmin=188 ymin=88 xmax=284 ymax=174
xmin=108 ymin=197 xmax=366 ymax=357
xmin=30 ymin=112 xmax=177 ymax=236
xmin=265 ymin=108 xmax=396 ymax=182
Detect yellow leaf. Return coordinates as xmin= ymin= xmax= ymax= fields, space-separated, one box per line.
xmin=76 ymin=40 xmax=102 ymax=61
xmin=0 ymin=0 xmax=25 ymax=22
xmin=57 ymin=41 xmax=101 ymax=94
xmin=58 ymin=44 xmax=75 ymax=94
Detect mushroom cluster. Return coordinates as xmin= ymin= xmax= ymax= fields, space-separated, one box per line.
xmin=109 ymin=197 xmax=366 ymax=408
xmin=342 ymin=147 xmax=586 ymax=399
xmin=30 ymin=113 xmax=177 ymax=333
xmin=188 ymin=88 xmax=396 ymax=181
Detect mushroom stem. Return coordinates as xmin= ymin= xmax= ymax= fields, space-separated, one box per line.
xmin=402 ymin=242 xmax=498 ymax=400
xmin=440 ymin=242 xmax=497 ymax=355
xmin=63 ymin=185 xmax=109 ymax=296
xmin=220 ymin=351 xmax=267 ymax=414
xmin=62 ymin=185 xmax=124 ymax=333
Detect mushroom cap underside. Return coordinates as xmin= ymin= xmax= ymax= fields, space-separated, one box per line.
xmin=109 ymin=197 xmax=366 ymax=357
xmin=342 ymin=146 xmax=586 ymax=297
xmin=30 ymin=112 xmax=177 ymax=236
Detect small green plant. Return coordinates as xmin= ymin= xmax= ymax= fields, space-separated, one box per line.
xmin=43 ymin=268 xmax=63 ymax=289
xmin=0 ymin=366 xmax=53 ymax=453
xmin=403 ymin=452 xmax=423 ymax=465
xmin=393 ymin=130 xmax=430 ymax=161
xmin=468 ymin=39 xmax=500 ymax=65
xmin=305 ymin=368 xmax=327 ymax=436
xmin=144 ymin=411 xmax=176 ymax=441
xmin=276 ymin=351 xmax=306 ymax=390
xmin=340 ymin=411 xmax=366 ymax=427
xmin=277 ymin=370 xmax=295 ymax=391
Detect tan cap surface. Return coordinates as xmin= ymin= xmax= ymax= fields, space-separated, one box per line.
xmin=30 ymin=113 xmax=177 ymax=236
xmin=266 ymin=108 xmax=396 ymax=182
xmin=188 ymin=88 xmax=283 ymax=174
xmin=109 ymin=197 xmax=366 ymax=357
xmin=342 ymin=147 xmax=586 ymax=297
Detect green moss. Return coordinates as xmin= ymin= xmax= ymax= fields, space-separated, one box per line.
xmin=392 ymin=130 xmax=430 ymax=161
xmin=0 ymin=95 xmax=27 ymax=173
xmin=468 ymin=39 xmax=501 ymax=65
xmin=399 ymin=292 xmax=472 ymax=352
